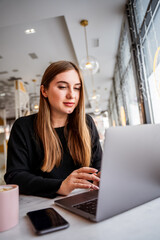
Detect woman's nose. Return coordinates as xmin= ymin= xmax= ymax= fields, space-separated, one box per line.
xmin=66 ymin=89 xmax=75 ymax=99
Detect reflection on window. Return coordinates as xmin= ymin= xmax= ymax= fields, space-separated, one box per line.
xmin=142 ymin=4 xmax=160 ymax=77
xmin=119 ymin=28 xmax=131 ymax=75
xmin=112 ymin=19 xmax=141 ymax=126
xmin=134 ymin=0 xmax=150 ymax=30
xmin=114 ymin=67 xmax=124 ymax=124
xmin=147 ymin=53 xmax=160 ymax=123
xmin=92 ymin=112 xmax=109 ymax=147
xmin=122 ymin=62 xmax=141 ymax=125
xmin=141 ymin=3 xmax=160 ymax=123
xmin=108 ymin=89 xmax=119 ymax=127
xmin=112 ymin=120 xmax=116 ymax=127
xmin=120 ymin=106 xmax=126 ymax=126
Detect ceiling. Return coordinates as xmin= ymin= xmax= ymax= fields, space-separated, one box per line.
xmin=0 ymin=0 xmax=127 ymax=119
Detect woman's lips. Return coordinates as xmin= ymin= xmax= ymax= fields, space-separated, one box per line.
xmin=63 ymin=102 xmax=75 ymax=107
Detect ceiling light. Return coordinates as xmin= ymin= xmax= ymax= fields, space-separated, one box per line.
xmin=94 ymin=107 xmax=101 ymax=116
xmin=79 ymin=19 xmax=101 ymax=115
xmin=25 ymin=28 xmax=36 ymax=34
xmin=30 ymin=98 xmax=39 ymax=112
xmin=8 ymin=77 xmax=22 ymax=81
xmin=79 ymin=19 xmax=99 ymax=74
xmin=86 ymin=62 xmax=92 ymax=69
xmin=89 ymin=93 xmax=100 ymax=101
xmin=33 ymin=104 xmax=39 ymax=110
xmin=28 ymin=53 xmax=38 ymax=59
xmin=0 ymin=71 xmax=8 ymax=75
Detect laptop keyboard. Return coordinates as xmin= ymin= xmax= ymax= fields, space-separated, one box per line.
xmin=73 ymin=199 xmax=97 ymax=215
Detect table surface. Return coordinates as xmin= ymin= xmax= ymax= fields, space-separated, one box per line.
xmin=1 ymin=190 xmax=160 ymax=240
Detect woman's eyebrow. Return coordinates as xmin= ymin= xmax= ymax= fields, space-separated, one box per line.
xmin=56 ymin=81 xmax=81 ymax=86
xmin=56 ymin=81 xmax=68 ymax=84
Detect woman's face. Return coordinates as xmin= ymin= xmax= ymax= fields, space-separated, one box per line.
xmin=41 ymin=69 xmax=81 ymax=117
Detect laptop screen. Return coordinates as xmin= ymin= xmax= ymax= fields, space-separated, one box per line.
xmin=96 ymin=124 xmax=160 ymax=221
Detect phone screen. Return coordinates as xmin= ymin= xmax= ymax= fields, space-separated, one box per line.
xmin=27 ymin=207 xmax=69 ymax=235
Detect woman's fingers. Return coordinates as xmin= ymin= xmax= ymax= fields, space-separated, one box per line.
xmin=75 ymin=167 xmax=100 ymax=182
xmin=75 ymin=183 xmax=99 ymax=190
xmin=73 ymin=180 xmax=99 ymax=190
xmin=77 ymin=167 xmax=98 ymax=174
xmin=77 ymin=172 xmax=100 ymax=182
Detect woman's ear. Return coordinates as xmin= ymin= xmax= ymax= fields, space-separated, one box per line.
xmin=40 ymin=85 xmax=48 ymax=98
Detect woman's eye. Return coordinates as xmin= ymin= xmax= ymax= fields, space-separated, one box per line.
xmin=74 ymin=87 xmax=81 ymax=91
xmin=58 ymin=86 xmax=66 ymax=89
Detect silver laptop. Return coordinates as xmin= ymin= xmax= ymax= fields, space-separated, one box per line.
xmin=55 ymin=124 xmax=160 ymax=222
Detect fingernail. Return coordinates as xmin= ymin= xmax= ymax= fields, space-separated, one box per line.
xmin=93 ymin=185 xmax=99 ymax=190
xmin=95 ymin=176 xmax=100 ymax=181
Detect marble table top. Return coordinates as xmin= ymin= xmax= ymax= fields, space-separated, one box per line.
xmin=1 ymin=191 xmax=160 ymax=240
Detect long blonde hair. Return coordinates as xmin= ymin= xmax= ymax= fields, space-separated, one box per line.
xmin=36 ymin=61 xmax=91 ymax=172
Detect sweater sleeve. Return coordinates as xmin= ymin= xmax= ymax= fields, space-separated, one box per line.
xmin=4 ymin=117 xmax=63 ymax=198
xmin=86 ymin=114 xmax=102 ymax=171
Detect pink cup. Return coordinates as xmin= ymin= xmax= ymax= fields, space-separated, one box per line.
xmin=0 ymin=185 xmax=19 ymax=232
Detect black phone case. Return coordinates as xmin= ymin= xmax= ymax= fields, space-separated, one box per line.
xmin=27 ymin=207 xmax=69 ymax=235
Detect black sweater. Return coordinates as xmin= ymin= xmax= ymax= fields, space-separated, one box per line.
xmin=4 ymin=114 xmax=102 ymax=198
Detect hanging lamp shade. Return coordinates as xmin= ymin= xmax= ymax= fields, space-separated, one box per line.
xmin=30 ymin=96 xmax=39 ymax=112
xmin=94 ymin=107 xmax=102 ymax=115
xmin=89 ymin=90 xmax=100 ymax=102
xmin=79 ymin=56 xmax=99 ymax=74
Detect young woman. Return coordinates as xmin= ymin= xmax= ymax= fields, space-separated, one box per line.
xmin=4 ymin=61 xmax=102 ymax=198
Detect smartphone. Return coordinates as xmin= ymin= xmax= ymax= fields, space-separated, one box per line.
xmin=27 ymin=207 xmax=69 ymax=235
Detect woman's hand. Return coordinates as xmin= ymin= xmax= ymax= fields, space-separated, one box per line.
xmin=56 ymin=167 xmax=100 ymax=196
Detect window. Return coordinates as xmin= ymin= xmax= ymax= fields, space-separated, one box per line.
xmin=140 ymin=2 xmax=160 ymax=123
xmin=110 ymin=19 xmax=141 ymax=126
xmin=126 ymin=0 xmax=160 ymax=123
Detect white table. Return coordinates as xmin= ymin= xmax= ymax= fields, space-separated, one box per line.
xmin=1 ymin=191 xmax=160 ymax=240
